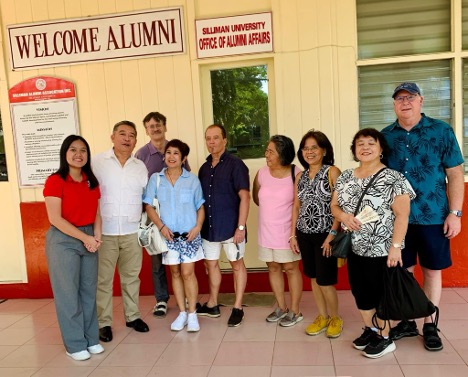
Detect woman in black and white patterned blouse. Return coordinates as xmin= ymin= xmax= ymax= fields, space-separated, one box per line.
xmin=290 ymin=130 xmax=343 ymax=338
xmin=331 ymin=128 xmax=415 ymax=359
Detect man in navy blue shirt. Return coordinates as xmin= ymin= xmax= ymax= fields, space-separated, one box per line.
xmin=382 ymin=82 xmax=464 ymax=352
xmin=198 ymin=124 xmax=250 ymax=327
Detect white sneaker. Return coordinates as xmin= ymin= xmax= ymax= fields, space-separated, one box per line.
xmin=187 ymin=312 xmax=200 ymax=332
xmin=66 ymin=350 xmax=91 ymax=361
xmin=87 ymin=344 xmax=105 ymax=354
xmin=171 ymin=311 xmax=188 ymax=331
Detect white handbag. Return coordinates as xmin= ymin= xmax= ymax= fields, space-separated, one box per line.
xmin=138 ymin=175 xmax=168 ymax=255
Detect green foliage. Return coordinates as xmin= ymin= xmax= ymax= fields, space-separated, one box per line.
xmin=211 ymin=65 xmax=270 ymax=159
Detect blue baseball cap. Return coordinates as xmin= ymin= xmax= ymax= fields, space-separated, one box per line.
xmin=392 ymin=82 xmax=421 ymax=98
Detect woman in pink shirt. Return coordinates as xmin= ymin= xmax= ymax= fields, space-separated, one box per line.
xmin=253 ymin=135 xmax=303 ymax=327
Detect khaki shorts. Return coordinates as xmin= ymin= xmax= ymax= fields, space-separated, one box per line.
xmin=202 ymin=238 xmax=245 ymax=262
xmin=258 ymin=246 xmax=301 ymax=263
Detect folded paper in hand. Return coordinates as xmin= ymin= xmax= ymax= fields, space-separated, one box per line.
xmin=355 ymin=205 xmax=379 ymax=225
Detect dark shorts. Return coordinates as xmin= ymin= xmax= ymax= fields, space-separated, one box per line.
xmin=403 ymin=224 xmax=451 ymax=270
xmin=296 ymin=230 xmax=338 ymax=286
xmin=348 ymin=252 xmax=387 ymax=311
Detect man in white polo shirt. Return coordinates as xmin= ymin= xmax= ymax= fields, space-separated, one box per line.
xmin=93 ymin=120 xmax=149 ymax=342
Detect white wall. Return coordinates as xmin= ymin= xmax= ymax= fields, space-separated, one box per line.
xmin=0 ymin=0 xmax=359 ymax=279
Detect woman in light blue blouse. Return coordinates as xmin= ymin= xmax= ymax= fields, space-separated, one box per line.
xmin=143 ymin=139 xmax=205 ymax=333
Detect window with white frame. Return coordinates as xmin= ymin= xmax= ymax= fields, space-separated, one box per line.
xmin=357 ymin=0 xmax=468 ymax=172
xmin=210 ymin=65 xmax=270 ymax=159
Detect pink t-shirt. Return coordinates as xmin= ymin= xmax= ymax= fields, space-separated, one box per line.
xmin=257 ymin=165 xmax=301 ymax=249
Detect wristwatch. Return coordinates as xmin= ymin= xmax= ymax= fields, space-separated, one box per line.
xmin=392 ymin=243 xmax=402 ymax=249
xmin=238 ymin=225 xmax=245 ymax=231
xmin=329 ymin=229 xmax=338 ymax=236
xmin=449 ymin=210 xmax=462 ymax=218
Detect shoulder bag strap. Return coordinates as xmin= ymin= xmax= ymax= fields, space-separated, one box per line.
xmin=154 ymin=173 xmax=161 ymax=198
xmin=153 ymin=174 xmax=161 ymax=209
xmin=290 ymin=164 xmax=296 ymax=183
xmin=354 ymin=167 xmax=386 ymax=216
xmin=327 ymin=166 xmax=334 ymax=192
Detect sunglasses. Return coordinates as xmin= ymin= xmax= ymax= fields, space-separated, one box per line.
xmin=172 ymin=232 xmax=189 ymax=240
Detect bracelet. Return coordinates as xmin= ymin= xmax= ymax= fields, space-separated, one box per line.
xmin=288 ymin=235 xmax=297 ymax=242
xmin=159 ymin=224 xmax=166 ymax=231
xmin=329 ymin=229 xmax=338 ymax=236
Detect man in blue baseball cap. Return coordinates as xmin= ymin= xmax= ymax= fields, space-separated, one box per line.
xmin=382 ymin=82 xmax=464 ymax=352
xmin=391 ymin=82 xmax=421 ymax=98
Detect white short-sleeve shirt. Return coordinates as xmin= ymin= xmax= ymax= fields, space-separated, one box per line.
xmin=93 ymin=149 xmax=148 ymax=236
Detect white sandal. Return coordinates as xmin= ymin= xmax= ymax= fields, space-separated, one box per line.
xmin=153 ymin=301 xmax=168 ymax=318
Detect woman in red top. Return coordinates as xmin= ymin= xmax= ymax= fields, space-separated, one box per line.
xmin=43 ymin=135 xmax=103 ymax=361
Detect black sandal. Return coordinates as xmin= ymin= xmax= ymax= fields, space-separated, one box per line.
xmin=423 ymin=323 xmax=443 ymax=351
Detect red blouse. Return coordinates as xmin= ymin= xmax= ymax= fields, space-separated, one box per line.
xmin=43 ymin=173 xmax=101 ymax=227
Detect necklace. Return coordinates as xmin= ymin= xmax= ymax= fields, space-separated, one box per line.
xmin=166 ymin=168 xmax=181 ymax=186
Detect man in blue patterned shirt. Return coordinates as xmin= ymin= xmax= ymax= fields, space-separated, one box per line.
xmin=382 ymin=82 xmax=464 ymax=352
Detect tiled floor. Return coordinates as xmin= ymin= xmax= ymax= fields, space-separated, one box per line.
xmin=1 ymin=288 xmax=468 ymax=376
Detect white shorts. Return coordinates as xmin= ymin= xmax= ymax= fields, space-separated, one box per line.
xmin=162 ymin=244 xmax=205 ymax=265
xmin=202 ymin=238 xmax=245 ymax=262
xmin=258 ymin=246 xmax=301 ymax=263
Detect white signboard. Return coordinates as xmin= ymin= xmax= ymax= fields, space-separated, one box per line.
xmin=7 ymin=8 xmax=185 ymax=70
xmin=9 ymin=77 xmax=79 ymax=187
xmin=195 ymin=12 xmax=273 ymax=59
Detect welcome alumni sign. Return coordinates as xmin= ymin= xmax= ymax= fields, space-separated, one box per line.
xmin=7 ymin=8 xmax=185 ymax=70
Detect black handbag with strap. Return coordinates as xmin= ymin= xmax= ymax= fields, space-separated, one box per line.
xmin=330 ymin=167 xmax=386 ymax=259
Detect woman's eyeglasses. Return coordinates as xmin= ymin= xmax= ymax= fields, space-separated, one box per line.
xmin=301 ymin=146 xmax=320 ymax=152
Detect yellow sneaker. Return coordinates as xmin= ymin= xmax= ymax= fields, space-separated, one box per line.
xmin=326 ymin=316 xmax=343 ymax=338
xmin=305 ymin=315 xmax=330 ymax=335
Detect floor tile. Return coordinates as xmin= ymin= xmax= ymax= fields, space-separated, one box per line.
xmin=271 ymin=365 xmax=336 ymax=377
xmin=446 ymin=339 xmax=468 ymax=364
xmin=1 ymin=290 xmax=467 ymax=376
xmin=439 ymin=319 xmax=468 ymax=340
xmin=208 ymin=365 xmax=271 ymax=377
xmin=149 ymin=365 xmax=211 ymax=376
xmin=0 ymin=344 xmax=63 ymax=367
xmin=171 ymin=321 xmax=226 ymax=344
xmin=0 ymin=327 xmax=47 ymax=345
xmin=0 ymin=299 xmax=52 ymax=314
xmin=88 ymin=366 xmax=152 ymax=376
xmin=0 ymin=367 xmax=39 ymax=376
xmin=400 ymin=364 xmax=468 ymax=377
xmin=121 ymin=323 xmax=176 ymax=344
xmin=335 ymin=365 xmax=404 ymax=377
xmin=100 ymin=343 xmax=166 ymax=367
xmin=272 ymin=340 xmax=333 ymax=366
xmin=0 ymin=345 xmax=18 ymax=360
xmin=223 ymin=320 xmax=276 ymax=342
xmin=9 ymin=313 xmax=58 ymax=328
xmin=0 ymin=314 xmax=28 ymax=328
xmin=439 ymin=288 xmax=468 ymax=304
xmin=438 ymin=303 xmax=468 ymax=320
xmin=157 ymin=341 xmax=219 ymax=366
xmin=213 ymin=341 xmax=273 ymax=366
xmin=25 ymin=326 xmax=63 ymax=345
xmin=394 ymin=336 xmax=465 ymax=365
xmin=31 ymin=366 xmax=96 ymax=376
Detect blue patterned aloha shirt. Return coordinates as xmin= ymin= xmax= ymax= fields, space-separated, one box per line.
xmin=382 ymin=114 xmax=464 ymax=225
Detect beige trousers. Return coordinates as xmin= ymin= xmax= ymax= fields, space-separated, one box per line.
xmin=97 ymin=233 xmax=143 ymax=327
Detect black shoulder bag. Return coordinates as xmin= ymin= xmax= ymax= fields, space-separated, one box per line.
xmin=330 ymin=167 xmax=386 ymax=259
